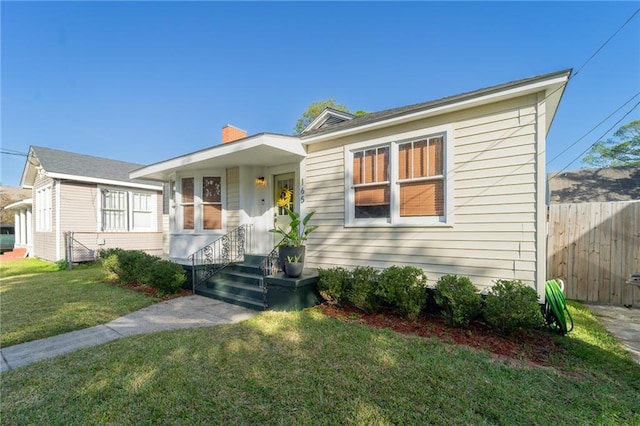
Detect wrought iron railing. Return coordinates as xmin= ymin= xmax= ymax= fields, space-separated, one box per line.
xmin=188 ymin=225 xmax=252 ymax=292
xmin=261 ymin=238 xmax=284 ymax=277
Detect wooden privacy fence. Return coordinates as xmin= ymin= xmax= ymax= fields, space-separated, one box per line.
xmin=547 ymin=201 xmax=640 ymax=307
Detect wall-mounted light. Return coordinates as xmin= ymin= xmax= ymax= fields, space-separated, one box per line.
xmin=255 ymin=177 xmax=266 ymax=187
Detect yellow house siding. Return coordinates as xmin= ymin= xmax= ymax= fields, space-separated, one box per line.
xmin=304 ymin=94 xmax=541 ymax=290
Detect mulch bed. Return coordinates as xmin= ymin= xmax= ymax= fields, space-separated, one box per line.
xmin=314 ymin=303 xmax=567 ymax=367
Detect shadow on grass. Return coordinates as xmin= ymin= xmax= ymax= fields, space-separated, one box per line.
xmin=1 ymin=308 xmax=639 ymax=425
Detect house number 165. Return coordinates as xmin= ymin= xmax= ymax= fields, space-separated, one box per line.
xmin=300 ymin=179 xmax=305 ymax=204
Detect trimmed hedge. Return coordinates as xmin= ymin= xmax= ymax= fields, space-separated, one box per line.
xmin=434 ymin=274 xmax=482 ymax=327
xmin=99 ymin=248 xmax=185 ymax=296
xmin=484 ymin=279 xmax=545 ymax=333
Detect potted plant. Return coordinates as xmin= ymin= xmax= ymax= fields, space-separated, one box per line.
xmin=284 ymin=255 xmax=304 ymax=278
xmin=269 ymin=207 xmax=318 ymax=271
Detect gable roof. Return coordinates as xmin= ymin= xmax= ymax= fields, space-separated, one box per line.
xmin=21 ymin=146 xmax=162 ymax=190
xmin=301 ymin=69 xmax=572 ymax=142
xmin=302 ymin=108 xmax=356 ymax=133
xmin=548 ymin=165 xmax=640 ymax=203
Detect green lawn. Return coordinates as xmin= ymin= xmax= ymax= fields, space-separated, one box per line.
xmin=0 ymin=259 xmax=157 ymax=347
xmin=1 ymin=302 xmax=638 ymax=425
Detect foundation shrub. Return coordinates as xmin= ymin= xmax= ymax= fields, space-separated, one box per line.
xmin=376 ymin=266 xmax=428 ymax=320
xmin=147 ymin=259 xmax=186 ymax=296
xmin=317 ymin=267 xmax=351 ymax=305
xmin=347 ymin=266 xmax=379 ymax=312
xmin=484 ymin=279 xmax=545 ymax=333
xmin=434 ymin=274 xmax=482 ymax=327
xmin=99 ymin=248 xmax=155 ymax=285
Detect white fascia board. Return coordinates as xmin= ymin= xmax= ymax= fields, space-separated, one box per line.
xmin=3 ymin=198 xmax=33 ymax=210
xmin=302 ymin=75 xmax=570 ymax=145
xmin=45 ymin=172 xmax=162 ymax=191
xmin=130 ymin=134 xmax=304 ymax=180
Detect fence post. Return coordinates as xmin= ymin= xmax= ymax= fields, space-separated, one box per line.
xmin=67 ymin=231 xmax=73 ymax=270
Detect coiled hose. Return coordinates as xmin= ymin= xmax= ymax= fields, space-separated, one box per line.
xmin=544 ymin=279 xmax=574 ymax=334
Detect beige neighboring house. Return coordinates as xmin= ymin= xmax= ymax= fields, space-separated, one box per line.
xmin=132 ymin=69 xmax=571 ymax=301
xmin=16 ymin=146 xmax=165 ymax=262
xmin=548 ymin=165 xmax=640 ymax=203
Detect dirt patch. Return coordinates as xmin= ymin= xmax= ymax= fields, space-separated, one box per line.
xmin=314 ymin=303 xmax=566 ymax=367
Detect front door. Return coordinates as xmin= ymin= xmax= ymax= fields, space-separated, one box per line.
xmin=273 ymin=173 xmax=295 ymax=246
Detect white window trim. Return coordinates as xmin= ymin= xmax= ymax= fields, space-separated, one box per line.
xmin=97 ymin=186 xmax=158 ymax=232
xmin=176 ymin=170 xmax=226 ymax=234
xmin=35 ymin=185 xmax=52 ymax=232
xmin=344 ymin=124 xmax=454 ymax=227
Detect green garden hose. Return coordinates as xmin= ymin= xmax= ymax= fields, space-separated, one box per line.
xmin=544 ymin=279 xmax=574 ymax=334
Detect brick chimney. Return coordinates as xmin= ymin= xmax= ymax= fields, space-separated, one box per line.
xmin=222 ymin=124 xmax=247 ymax=144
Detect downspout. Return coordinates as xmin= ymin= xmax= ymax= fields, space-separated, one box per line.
xmin=535 ymin=92 xmax=547 ymax=302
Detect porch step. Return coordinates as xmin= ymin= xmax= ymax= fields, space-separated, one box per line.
xmin=0 ymin=248 xmax=28 ymax=261
xmin=195 ymin=285 xmax=265 ymax=311
xmin=195 ymin=257 xmax=267 ymax=311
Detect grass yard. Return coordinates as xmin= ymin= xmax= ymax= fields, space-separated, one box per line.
xmin=0 ymin=259 xmax=157 ymax=347
xmin=1 ymin=302 xmax=638 ymax=425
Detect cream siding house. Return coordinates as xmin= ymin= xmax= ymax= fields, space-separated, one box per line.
xmin=20 ymin=146 xmax=165 ymax=262
xmin=131 ymin=70 xmax=570 ymax=300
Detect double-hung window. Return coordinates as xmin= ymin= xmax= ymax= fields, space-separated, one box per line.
xmin=179 ymin=174 xmax=223 ymax=231
xmin=346 ymin=127 xmax=451 ymax=226
xmin=100 ymin=188 xmax=156 ymax=232
xmin=35 ymin=186 xmax=52 ymax=231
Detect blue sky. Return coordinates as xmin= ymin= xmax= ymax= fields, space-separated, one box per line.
xmin=2 ymin=1 xmax=639 ymax=187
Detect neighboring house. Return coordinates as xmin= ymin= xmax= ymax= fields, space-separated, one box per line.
xmin=1 ymin=186 xmax=32 ymax=255
xmin=17 ymin=146 xmax=164 ymax=262
xmin=131 ymin=69 xmax=571 ymax=300
xmin=548 ymin=165 xmax=640 ymax=203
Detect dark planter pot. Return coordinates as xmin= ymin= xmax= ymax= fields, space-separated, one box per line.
xmin=278 ymin=246 xmax=306 ymax=271
xmin=284 ymin=262 xmax=304 ymax=278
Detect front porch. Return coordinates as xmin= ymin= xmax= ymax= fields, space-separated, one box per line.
xmin=176 ymin=255 xmax=320 ymax=311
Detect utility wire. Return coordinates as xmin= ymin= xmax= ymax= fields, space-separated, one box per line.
xmin=572 ymin=7 xmax=640 ymax=79
xmin=546 ymin=91 xmax=640 ymax=164
xmin=537 ymin=7 xmax=640 ymax=110
xmin=547 ymin=100 xmax=640 ymax=181
xmin=0 ymin=149 xmax=28 ymax=157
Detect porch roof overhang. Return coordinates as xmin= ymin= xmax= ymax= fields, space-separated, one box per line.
xmin=130 ymin=133 xmax=306 ymax=181
xmin=3 ymin=198 xmax=32 ymax=211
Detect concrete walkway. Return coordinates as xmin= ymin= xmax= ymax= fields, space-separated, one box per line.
xmin=0 ymin=295 xmax=257 ymax=372
xmin=586 ymin=304 xmax=640 ymax=364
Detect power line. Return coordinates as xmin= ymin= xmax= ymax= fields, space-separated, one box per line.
xmin=0 ymin=149 xmax=28 ymax=157
xmin=548 ymin=100 xmax=640 ymax=181
xmin=547 ymin=91 xmax=640 ymax=165
xmin=572 ymin=7 xmax=640 ymax=79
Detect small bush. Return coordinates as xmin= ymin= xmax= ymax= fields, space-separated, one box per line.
xmin=484 ymin=279 xmax=545 ymax=333
xmin=318 ymin=267 xmax=351 ymax=305
xmin=147 ymin=259 xmax=186 ymax=296
xmin=376 ymin=266 xmax=427 ymax=320
xmin=55 ymin=259 xmax=68 ymax=271
xmin=434 ymin=274 xmax=482 ymax=327
xmin=99 ymin=248 xmax=155 ymax=284
xmin=347 ymin=266 xmax=379 ymax=312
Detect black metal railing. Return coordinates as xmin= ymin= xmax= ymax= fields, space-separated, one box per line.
xmin=261 ymin=238 xmax=284 ymax=277
xmin=188 ymin=225 xmax=252 ymax=292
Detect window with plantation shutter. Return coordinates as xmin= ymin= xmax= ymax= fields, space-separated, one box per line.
xmin=346 ymin=127 xmax=451 ymax=226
